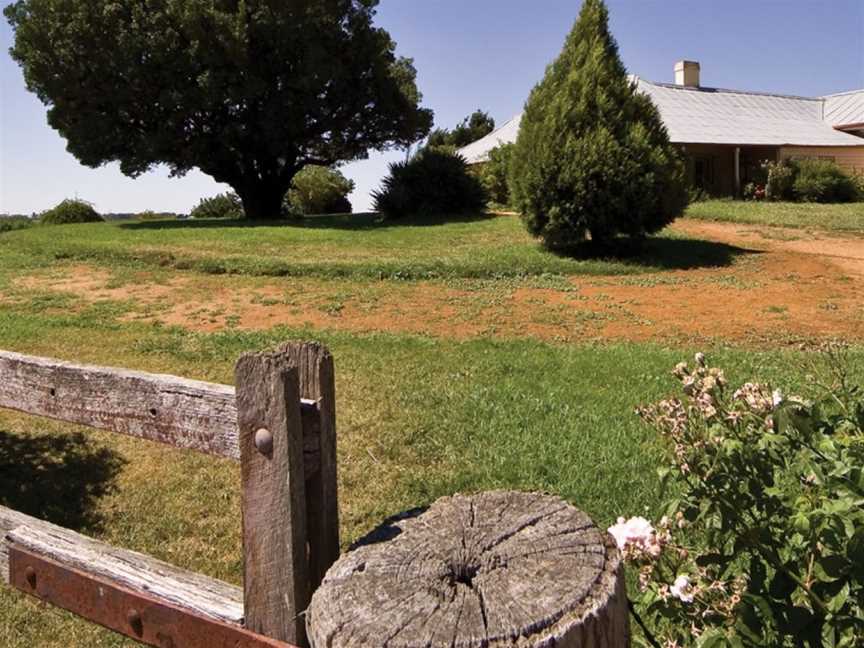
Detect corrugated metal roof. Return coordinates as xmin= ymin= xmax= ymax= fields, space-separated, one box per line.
xmin=458 ymin=114 xmax=523 ymax=165
xmin=458 ymin=78 xmax=864 ymax=164
xmin=823 ymin=90 xmax=864 ymax=128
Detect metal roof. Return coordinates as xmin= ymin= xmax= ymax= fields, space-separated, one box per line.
xmin=458 ymin=78 xmax=864 ymax=164
xmin=823 ymin=90 xmax=864 ymax=129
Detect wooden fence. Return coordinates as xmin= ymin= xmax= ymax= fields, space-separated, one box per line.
xmin=0 ymin=343 xmax=339 ymax=648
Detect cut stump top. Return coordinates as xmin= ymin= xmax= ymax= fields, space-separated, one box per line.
xmin=306 ymin=491 xmax=624 ymax=647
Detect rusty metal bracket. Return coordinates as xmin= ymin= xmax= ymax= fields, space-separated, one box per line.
xmin=9 ymin=545 xmax=296 ymax=648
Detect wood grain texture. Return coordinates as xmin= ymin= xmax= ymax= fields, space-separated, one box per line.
xmin=1 ymin=505 xmax=244 ymax=625
xmin=0 ymin=350 xmax=320 ymax=476
xmin=306 ymin=491 xmax=630 ymax=648
xmin=236 ymin=353 xmax=310 ymax=646
xmin=277 ymin=342 xmax=340 ymax=593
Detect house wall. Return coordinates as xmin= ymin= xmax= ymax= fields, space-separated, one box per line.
xmin=779 ymin=146 xmax=864 ymax=176
xmin=680 ymin=144 xmax=779 ymax=196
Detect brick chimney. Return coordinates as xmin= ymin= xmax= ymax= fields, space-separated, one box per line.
xmin=674 ymin=60 xmax=700 ymax=88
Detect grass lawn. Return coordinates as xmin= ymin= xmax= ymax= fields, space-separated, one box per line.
xmin=2 ymin=297 xmax=860 ymax=646
xmin=1 ymin=203 xmax=862 ymax=646
xmin=0 ymin=212 xmax=745 ymax=280
xmin=686 ymin=200 xmax=864 ymax=232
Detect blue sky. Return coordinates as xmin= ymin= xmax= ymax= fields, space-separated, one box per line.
xmin=1 ymin=0 xmax=862 ymax=215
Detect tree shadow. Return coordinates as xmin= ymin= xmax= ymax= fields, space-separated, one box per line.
xmin=119 ymin=212 xmax=498 ymax=232
xmin=551 ymin=236 xmax=759 ymax=271
xmin=0 ymin=428 xmax=126 ymax=533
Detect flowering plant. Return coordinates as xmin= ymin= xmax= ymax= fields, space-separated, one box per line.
xmin=618 ymin=347 xmax=864 ymax=647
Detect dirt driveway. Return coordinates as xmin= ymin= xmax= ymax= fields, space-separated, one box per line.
xmin=12 ymin=219 xmax=864 ymax=346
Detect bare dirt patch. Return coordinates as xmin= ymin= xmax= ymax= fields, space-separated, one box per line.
xmin=10 ymin=220 xmax=864 ymax=345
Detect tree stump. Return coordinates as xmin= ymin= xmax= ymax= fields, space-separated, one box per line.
xmin=306 ymin=491 xmax=629 ymax=647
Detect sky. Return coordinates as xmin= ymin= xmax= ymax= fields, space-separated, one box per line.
xmin=1 ymin=0 xmax=863 ymax=215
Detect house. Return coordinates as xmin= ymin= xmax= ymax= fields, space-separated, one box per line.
xmin=457 ymin=61 xmax=864 ymax=197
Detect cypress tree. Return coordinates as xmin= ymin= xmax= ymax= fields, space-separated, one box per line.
xmin=509 ymin=0 xmax=688 ymax=250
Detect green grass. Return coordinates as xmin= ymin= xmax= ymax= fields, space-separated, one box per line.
xmin=686 ymin=200 xmax=864 ymax=232
xmin=0 ymin=212 xmax=746 ymax=280
xmin=1 ymin=201 xmax=861 ymax=646
xmin=1 ymin=294 xmax=862 ymax=646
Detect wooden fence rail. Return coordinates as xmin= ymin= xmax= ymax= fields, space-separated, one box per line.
xmin=0 ymin=343 xmax=339 ymax=648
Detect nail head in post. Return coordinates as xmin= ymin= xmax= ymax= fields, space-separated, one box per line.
xmin=24 ymin=566 xmax=36 ymax=589
xmin=254 ymin=427 xmax=273 ymax=455
xmin=127 ymin=608 xmax=143 ymax=636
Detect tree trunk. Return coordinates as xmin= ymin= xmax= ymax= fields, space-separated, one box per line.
xmin=238 ymin=181 xmax=288 ymax=221
xmin=306 ymin=491 xmax=630 ymax=647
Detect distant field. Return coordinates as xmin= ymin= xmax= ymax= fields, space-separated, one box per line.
xmin=687 ymin=200 xmax=864 ymax=232
xmin=0 ymin=212 xmax=743 ymax=280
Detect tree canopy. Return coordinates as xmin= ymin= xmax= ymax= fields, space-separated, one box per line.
xmin=5 ymin=0 xmax=433 ymax=220
xmin=426 ymin=110 xmax=495 ymax=150
xmin=509 ymin=0 xmax=687 ymax=249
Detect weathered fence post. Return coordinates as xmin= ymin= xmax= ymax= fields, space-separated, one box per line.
xmin=236 ymin=352 xmax=310 ymax=646
xmin=306 ymin=491 xmax=630 ymax=648
xmin=277 ymin=342 xmax=340 ymax=592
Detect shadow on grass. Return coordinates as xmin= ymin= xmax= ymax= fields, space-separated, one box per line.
xmin=552 ymin=236 xmax=759 ymax=271
xmin=119 ymin=212 xmax=498 ymax=232
xmin=0 ymin=428 xmax=126 ymax=533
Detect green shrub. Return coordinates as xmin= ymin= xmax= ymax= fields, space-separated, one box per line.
xmin=762 ymin=160 xmax=796 ymax=201
xmin=0 ymin=215 xmax=33 ymax=233
xmin=628 ymin=348 xmax=864 ymax=647
xmin=285 ymin=165 xmax=354 ymax=216
xmin=39 ymin=199 xmax=103 ymax=225
xmin=850 ymin=173 xmax=864 ymax=200
xmin=372 ymin=149 xmax=487 ymax=219
xmin=509 ymin=0 xmax=687 ymax=250
xmin=792 ymin=159 xmax=859 ymax=203
xmin=480 ymin=143 xmax=515 ymax=207
xmin=190 ymin=193 xmax=243 ymax=219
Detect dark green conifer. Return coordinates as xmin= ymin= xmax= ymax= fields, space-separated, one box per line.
xmin=510 ymin=0 xmax=688 ymax=249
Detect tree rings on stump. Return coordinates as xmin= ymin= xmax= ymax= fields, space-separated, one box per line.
xmin=306 ymin=491 xmax=629 ymax=647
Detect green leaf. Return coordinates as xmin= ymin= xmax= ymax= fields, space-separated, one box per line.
xmin=695 ymin=628 xmax=727 ymax=648
xmin=846 ymin=528 xmax=864 ymax=580
xmin=826 ymin=582 xmax=850 ymax=614
xmin=815 ymin=554 xmax=849 ymax=582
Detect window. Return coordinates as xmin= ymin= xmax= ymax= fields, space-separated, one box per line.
xmin=692 ymin=156 xmax=715 ymax=189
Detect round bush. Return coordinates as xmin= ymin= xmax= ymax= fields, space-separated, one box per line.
xmin=39 ymin=199 xmax=103 ymax=225
xmin=372 ymin=149 xmax=488 ymax=219
xmin=509 ymin=0 xmax=687 ymax=249
xmin=191 ymin=193 xmax=244 ymax=219
xmin=792 ymin=158 xmax=859 ymax=203
xmin=285 ymin=166 xmax=354 ymax=216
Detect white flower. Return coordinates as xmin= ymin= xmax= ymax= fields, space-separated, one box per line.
xmin=694 ymin=352 xmax=706 ymax=367
xmin=772 ymin=389 xmax=784 ymax=408
xmin=608 ymin=516 xmax=663 ymax=559
xmin=670 ymin=575 xmax=694 ymax=603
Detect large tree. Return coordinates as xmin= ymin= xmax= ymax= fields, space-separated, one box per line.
xmin=5 ymin=0 xmax=433 ymax=220
xmin=509 ymin=0 xmax=687 ymax=249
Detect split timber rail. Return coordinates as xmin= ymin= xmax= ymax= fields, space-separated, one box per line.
xmin=0 ymin=343 xmax=338 ymax=648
